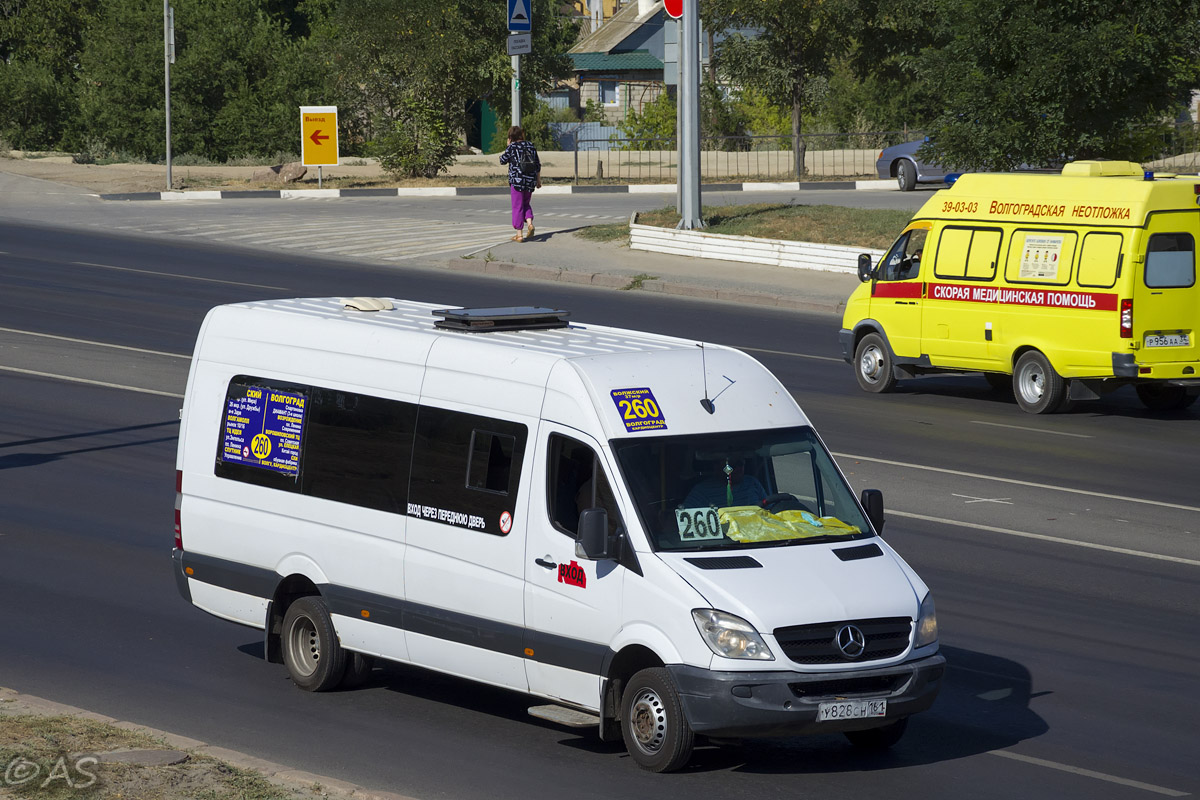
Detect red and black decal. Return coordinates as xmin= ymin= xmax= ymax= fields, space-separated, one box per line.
xmin=558 ymin=560 xmax=587 ymax=588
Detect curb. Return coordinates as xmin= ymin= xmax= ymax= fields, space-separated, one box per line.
xmin=0 ymin=686 xmax=417 ymax=800
xmin=443 ymin=257 xmax=846 ymax=314
xmin=99 ymin=179 xmax=897 ymax=202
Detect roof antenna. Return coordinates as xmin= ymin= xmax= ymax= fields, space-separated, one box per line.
xmin=698 ymin=343 xmax=715 ymax=414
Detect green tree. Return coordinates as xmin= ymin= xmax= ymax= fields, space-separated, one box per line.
xmin=705 ymin=0 xmax=860 ymax=177
xmin=916 ymin=0 xmax=1200 ymax=170
xmin=616 ymin=89 xmax=675 ymax=148
xmin=69 ymin=0 xmax=322 ymax=160
xmin=312 ymin=0 xmax=576 ymax=153
xmin=0 ymin=0 xmax=99 ymax=149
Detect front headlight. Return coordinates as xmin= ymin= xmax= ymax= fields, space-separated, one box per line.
xmin=915 ymin=593 xmax=938 ymax=647
xmin=692 ymin=609 xmax=775 ymax=660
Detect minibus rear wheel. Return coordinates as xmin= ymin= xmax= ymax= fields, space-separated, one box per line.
xmin=1135 ymin=384 xmax=1197 ymax=412
xmin=1013 ymin=351 xmax=1067 ymax=414
xmin=281 ymin=596 xmax=347 ymax=692
xmin=621 ymin=668 xmax=695 ymax=772
xmin=855 ymin=333 xmax=897 ymax=393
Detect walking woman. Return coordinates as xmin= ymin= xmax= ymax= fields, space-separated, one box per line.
xmin=499 ymin=125 xmax=541 ymax=241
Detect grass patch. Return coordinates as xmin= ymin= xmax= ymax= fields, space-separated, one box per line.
xmin=636 ymin=203 xmax=912 ymax=250
xmin=574 ymin=222 xmax=630 ymax=243
xmin=621 ymin=273 xmax=656 ymax=290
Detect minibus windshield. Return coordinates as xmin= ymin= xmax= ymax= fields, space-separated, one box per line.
xmin=612 ymin=426 xmax=873 ymax=552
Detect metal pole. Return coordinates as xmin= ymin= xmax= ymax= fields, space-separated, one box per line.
xmin=163 ymin=1 xmax=173 ymax=191
xmin=511 ymin=54 xmax=521 ymax=126
xmin=677 ymin=0 xmax=702 ymax=229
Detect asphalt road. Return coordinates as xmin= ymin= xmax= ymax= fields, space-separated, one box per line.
xmin=1 ymin=215 xmax=1197 ymax=799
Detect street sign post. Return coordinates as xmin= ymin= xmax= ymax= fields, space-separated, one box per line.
xmin=300 ymin=106 xmax=339 ymax=187
xmin=507 ymin=33 xmax=531 ymax=56
xmin=507 ymin=0 xmax=531 ymax=125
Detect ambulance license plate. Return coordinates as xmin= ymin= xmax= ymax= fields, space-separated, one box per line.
xmin=1145 ymin=333 xmax=1190 ymax=348
xmin=818 ymin=699 xmax=887 ymax=721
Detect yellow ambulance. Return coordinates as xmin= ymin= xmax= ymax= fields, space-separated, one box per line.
xmin=839 ymin=161 xmax=1200 ymax=413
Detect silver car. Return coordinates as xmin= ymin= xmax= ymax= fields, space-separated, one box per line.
xmin=875 ymin=138 xmax=946 ymax=191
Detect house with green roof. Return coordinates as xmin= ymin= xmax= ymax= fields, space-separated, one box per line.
xmin=567 ymin=0 xmax=667 ymax=124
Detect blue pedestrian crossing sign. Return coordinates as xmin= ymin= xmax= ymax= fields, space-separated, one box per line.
xmin=508 ymin=0 xmax=531 ymax=31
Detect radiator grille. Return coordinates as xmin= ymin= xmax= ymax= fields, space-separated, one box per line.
xmin=774 ymin=617 xmax=912 ymax=664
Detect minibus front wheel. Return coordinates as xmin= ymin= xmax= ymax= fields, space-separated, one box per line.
xmin=855 ymin=333 xmax=898 ymax=393
xmin=621 ymin=668 xmax=695 ymax=772
xmin=1013 ymin=351 xmax=1067 ymax=414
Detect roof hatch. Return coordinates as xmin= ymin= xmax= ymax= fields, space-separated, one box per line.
xmin=432 ymin=306 xmax=571 ymax=332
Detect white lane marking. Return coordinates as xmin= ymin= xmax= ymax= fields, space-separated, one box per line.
xmin=951 ymin=494 xmax=1013 ymax=505
xmin=0 ymin=327 xmax=190 ymax=358
xmin=835 ymin=452 xmax=1200 ymax=513
xmin=989 ymin=750 xmax=1188 ymax=797
xmin=0 ymin=366 xmax=183 ymax=398
xmin=972 ymin=420 xmax=1093 ymax=439
xmin=740 ymin=345 xmax=844 ymax=362
xmin=71 ymin=261 xmax=288 ymax=290
xmin=890 ymin=510 xmax=1200 ymax=567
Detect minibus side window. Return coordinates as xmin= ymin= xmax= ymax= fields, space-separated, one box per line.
xmin=467 ymin=430 xmax=516 ymax=494
xmin=409 ymin=407 xmax=527 ymax=536
xmin=1077 ymin=232 xmax=1123 ymax=288
xmin=546 ymin=434 xmax=624 ymax=539
xmin=1145 ymin=233 xmax=1195 ymax=288
xmin=214 ymin=376 xmax=308 ymax=494
xmin=302 ymin=389 xmax=416 ymax=513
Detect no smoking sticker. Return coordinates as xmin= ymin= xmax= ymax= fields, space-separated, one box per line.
xmin=499 ymin=511 xmax=513 ymax=534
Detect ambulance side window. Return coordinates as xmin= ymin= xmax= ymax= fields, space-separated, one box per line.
xmin=1077 ymin=232 xmax=1123 ymax=288
xmin=1145 ymin=233 xmax=1195 ymax=289
xmin=409 ymin=407 xmax=528 ymax=536
xmin=547 ymin=434 xmax=623 ymax=538
xmin=880 ymin=229 xmax=926 ymax=281
xmin=935 ymin=227 xmax=1000 ymax=281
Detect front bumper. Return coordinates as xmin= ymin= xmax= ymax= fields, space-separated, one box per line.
xmin=668 ymin=653 xmax=946 ymax=738
xmin=838 ymin=328 xmax=856 ymax=363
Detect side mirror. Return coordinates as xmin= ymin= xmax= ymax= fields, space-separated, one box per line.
xmin=861 ymin=488 xmax=885 ymax=534
xmin=576 ymin=508 xmax=615 ymax=560
xmin=857 ymin=253 xmax=874 ymax=283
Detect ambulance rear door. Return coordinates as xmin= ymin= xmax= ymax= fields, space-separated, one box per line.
xmin=1133 ymin=212 xmax=1200 ymax=367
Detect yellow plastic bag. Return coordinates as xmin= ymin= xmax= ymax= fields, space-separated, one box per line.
xmin=720 ymin=506 xmax=861 ymax=543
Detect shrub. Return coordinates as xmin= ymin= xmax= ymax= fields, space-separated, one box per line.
xmin=373 ymin=98 xmax=458 ymax=179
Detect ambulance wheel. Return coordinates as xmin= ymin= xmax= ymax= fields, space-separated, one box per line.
xmin=855 ymin=333 xmax=897 ymax=393
xmin=1136 ymin=384 xmax=1197 ymax=412
xmin=1013 ymin=351 xmax=1067 ymax=414
xmin=983 ymin=373 xmax=1011 ymax=393
xmin=897 ymin=160 xmax=916 ymax=191
xmin=845 ymin=717 xmax=908 ymax=750
xmin=281 ymin=596 xmax=347 ymax=692
xmin=621 ymin=668 xmax=695 ymax=773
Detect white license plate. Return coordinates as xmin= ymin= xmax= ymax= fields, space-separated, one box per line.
xmin=817 ymin=699 xmax=887 ymax=721
xmin=1145 ymin=333 xmax=1190 ymax=348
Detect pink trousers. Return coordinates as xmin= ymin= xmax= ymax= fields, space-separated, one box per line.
xmin=510 ymin=186 xmax=533 ymax=230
